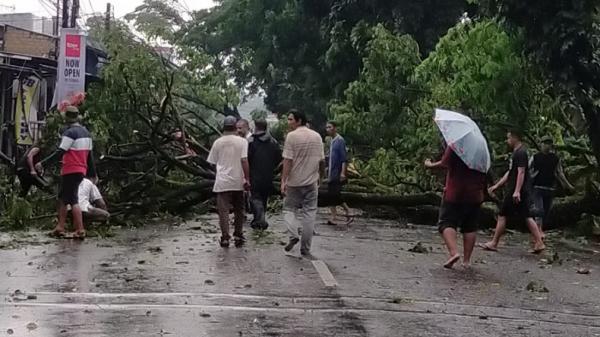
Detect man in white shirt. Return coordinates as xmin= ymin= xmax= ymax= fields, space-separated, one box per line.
xmin=78 ymin=178 xmax=109 ymax=222
xmin=281 ymin=109 xmax=325 ymax=258
xmin=208 ymin=116 xmax=251 ymax=248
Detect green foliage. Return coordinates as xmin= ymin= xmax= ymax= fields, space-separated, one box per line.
xmin=415 ymin=20 xmax=562 ymax=157
xmin=183 ymin=0 xmax=472 ymax=127
xmin=486 ymin=0 xmax=600 ymax=166
xmin=250 ymin=109 xmax=268 ymax=121
xmin=331 ymin=25 xmax=422 ymax=148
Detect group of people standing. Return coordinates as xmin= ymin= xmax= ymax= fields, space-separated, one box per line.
xmin=426 ymin=129 xmax=574 ymax=269
xmin=207 ymin=110 xmax=349 ymax=258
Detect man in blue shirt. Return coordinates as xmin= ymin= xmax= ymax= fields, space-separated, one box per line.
xmin=326 ymin=121 xmax=351 ymax=225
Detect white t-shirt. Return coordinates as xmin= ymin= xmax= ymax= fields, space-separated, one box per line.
xmin=207 ymin=134 xmax=248 ymax=193
xmin=78 ymin=178 xmax=103 ymax=212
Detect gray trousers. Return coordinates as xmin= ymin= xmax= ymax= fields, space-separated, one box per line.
xmin=283 ymin=184 xmax=318 ymax=254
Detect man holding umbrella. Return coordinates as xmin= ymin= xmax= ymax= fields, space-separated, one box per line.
xmin=425 ymin=109 xmax=489 ymax=269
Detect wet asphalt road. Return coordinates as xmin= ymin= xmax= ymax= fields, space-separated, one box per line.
xmin=1 ymin=212 xmax=599 ymax=337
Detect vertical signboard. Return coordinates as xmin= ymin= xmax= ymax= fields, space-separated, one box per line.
xmin=55 ymin=28 xmax=86 ymax=105
xmin=15 ymin=76 xmax=41 ymax=145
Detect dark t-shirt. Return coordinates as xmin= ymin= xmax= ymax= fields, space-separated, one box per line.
xmin=441 ymin=147 xmax=487 ymax=204
xmin=507 ymin=146 xmax=529 ymax=195
xmin=532 ymin=152 xmax=559 ymax=188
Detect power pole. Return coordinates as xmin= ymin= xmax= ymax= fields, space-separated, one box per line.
xmin=105 ymin=3 xmax=111 ymax=31
xmin=70 ymin=0 xmax=79 ymax=28
xmin=55 ymin=0 xmax=60 ymax=35
xmin=61 ymin=0 xmax=70 ymax=28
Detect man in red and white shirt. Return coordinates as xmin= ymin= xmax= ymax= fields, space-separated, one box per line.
xmin=37 ymin=106 xmax=96 ymax=239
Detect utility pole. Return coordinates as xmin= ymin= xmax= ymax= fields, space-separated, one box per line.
xmin=70 ymin=0 xmax=79 ymax=28
xmin=61 ymin=0 xmax=70 ymax=28
xmin=55 ymin=0 xmax=60 ymax=35
xmin=105 ymin=3 xmax=111 ymax=31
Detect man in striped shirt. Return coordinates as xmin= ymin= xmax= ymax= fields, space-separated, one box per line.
xmin=37 ymin=106 xmax=96 ymax=239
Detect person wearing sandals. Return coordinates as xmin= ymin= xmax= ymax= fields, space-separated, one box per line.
xmin=425 ymin=143 xmax=487 ymax=269
xmin=208 ymin=116 xmax=251 ymax=248
xmin=325 ymin=121 xmax=351 ymax=226
xmin=480 ymin=130 xmax=545 ymax=253
xmin=36 ymin=106 xmax=97 ymax=239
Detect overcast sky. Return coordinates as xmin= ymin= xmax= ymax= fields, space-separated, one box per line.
xmin=2 ymin=0 xmax=214 ymax=19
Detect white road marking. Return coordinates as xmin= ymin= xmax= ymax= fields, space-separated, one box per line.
xmin=312 ymin=260 xmax=338 ymax=288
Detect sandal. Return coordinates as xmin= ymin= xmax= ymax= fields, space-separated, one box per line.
xmin=48 ymin=229 xmax=66 ymax=238
xmin=72 ymin=230 xmax=86 ymax=240
xmin=477 ymin=242 xmax=498 ymax=252
xmin=443 ymin=254 xmax=461 ymax=269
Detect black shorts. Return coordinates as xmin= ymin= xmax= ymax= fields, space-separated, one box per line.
xmin=437 ymin=201 xmax=481 ymax=234
xmin=499 ymin=194 xmax=532 ymax=218
xmin=59 ymin=173 xmax=84 ymax=205
xmin=327 ymin=181 xmax=344 ymax=206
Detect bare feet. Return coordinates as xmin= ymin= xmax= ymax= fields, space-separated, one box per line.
xmin=478 ymin=242 xmax=498 ymax=252
xmin=443 ymin=254 xmax=461 ymax=269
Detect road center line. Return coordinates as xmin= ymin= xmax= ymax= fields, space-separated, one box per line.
xmin=312 ymin=260 xmax=338 ymax=288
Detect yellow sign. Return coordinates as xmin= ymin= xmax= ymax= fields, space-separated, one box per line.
xmin=15 ymin=76 xmax=40 ymax=145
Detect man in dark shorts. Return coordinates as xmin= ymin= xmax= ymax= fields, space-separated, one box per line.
xmin=325 ymin=121 xmax=351 ymax=225
xmin=530 ymin=136 xmax=575 ymax=234
xmin=425 ymin=145 xmax=487 ymax=269
xmin=37 ymin=106 xmax=96 ymax=239
xmin=480 ymin=130 xmax=545 ymax=253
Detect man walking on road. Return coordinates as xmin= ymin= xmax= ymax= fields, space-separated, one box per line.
xmin=480 ymin=130 xmax=545 ymax=253
xmin=37 ymin=106 xmax=96 ymax=239
xmin=530 ymin=136 xmax=575 ymax=235
xmin=281 ymin=109 xmax=325 ymax=258
xmin=325 ymin=121 xmax=351 ymax=226
xmin=248 ymin=119 xmax=282 ymax=230
xmin=208 ymin=116 xmax=251 ymax=248
xmin=425 ymin=145 xmax=487 ymax=269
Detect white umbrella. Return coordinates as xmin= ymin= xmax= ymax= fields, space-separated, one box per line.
xmin=434 ymin=109 xmax=491 ymax=173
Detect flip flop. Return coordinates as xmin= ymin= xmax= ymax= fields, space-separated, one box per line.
xmin=72 ymin=230 xmax=86 ymax=240
xmin=529 ymin=245 xmax=546 ymax=254
xmin=48 ymin=229 xmax=66 ymax=238
xmin=443 ymin=254 xmax=461 ymax=269
xmin=478 ymin=242 xmax=498 ymax=252
xmin=343 ymin=216 xmax=355 ymax=227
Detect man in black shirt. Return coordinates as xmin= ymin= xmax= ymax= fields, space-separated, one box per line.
xmin=16 ymin=143 xmax=50 ymax=197
xmin=248 ymin=119 xmax=282 ymax=230
xmin=480 ymin=130 xmax=545 ymax=253
xmin=531 ymin=136 xmax=574 ymax=233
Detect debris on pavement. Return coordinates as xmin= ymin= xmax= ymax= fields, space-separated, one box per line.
xmin=148 ymin=247 xmax=163 ymax=254
xmin=526 ymin=280 xmax=549 ymax=293
xmin=576 ymin=268 xmax=591 ymax=275
xmin=10 ymin=290 xmax=37 ymax=302
xmin=408 ymin=242 xmax=429 ymax=254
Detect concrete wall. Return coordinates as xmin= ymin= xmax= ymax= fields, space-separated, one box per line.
xmin=1 ymin=25 xmax=56 ymax=58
